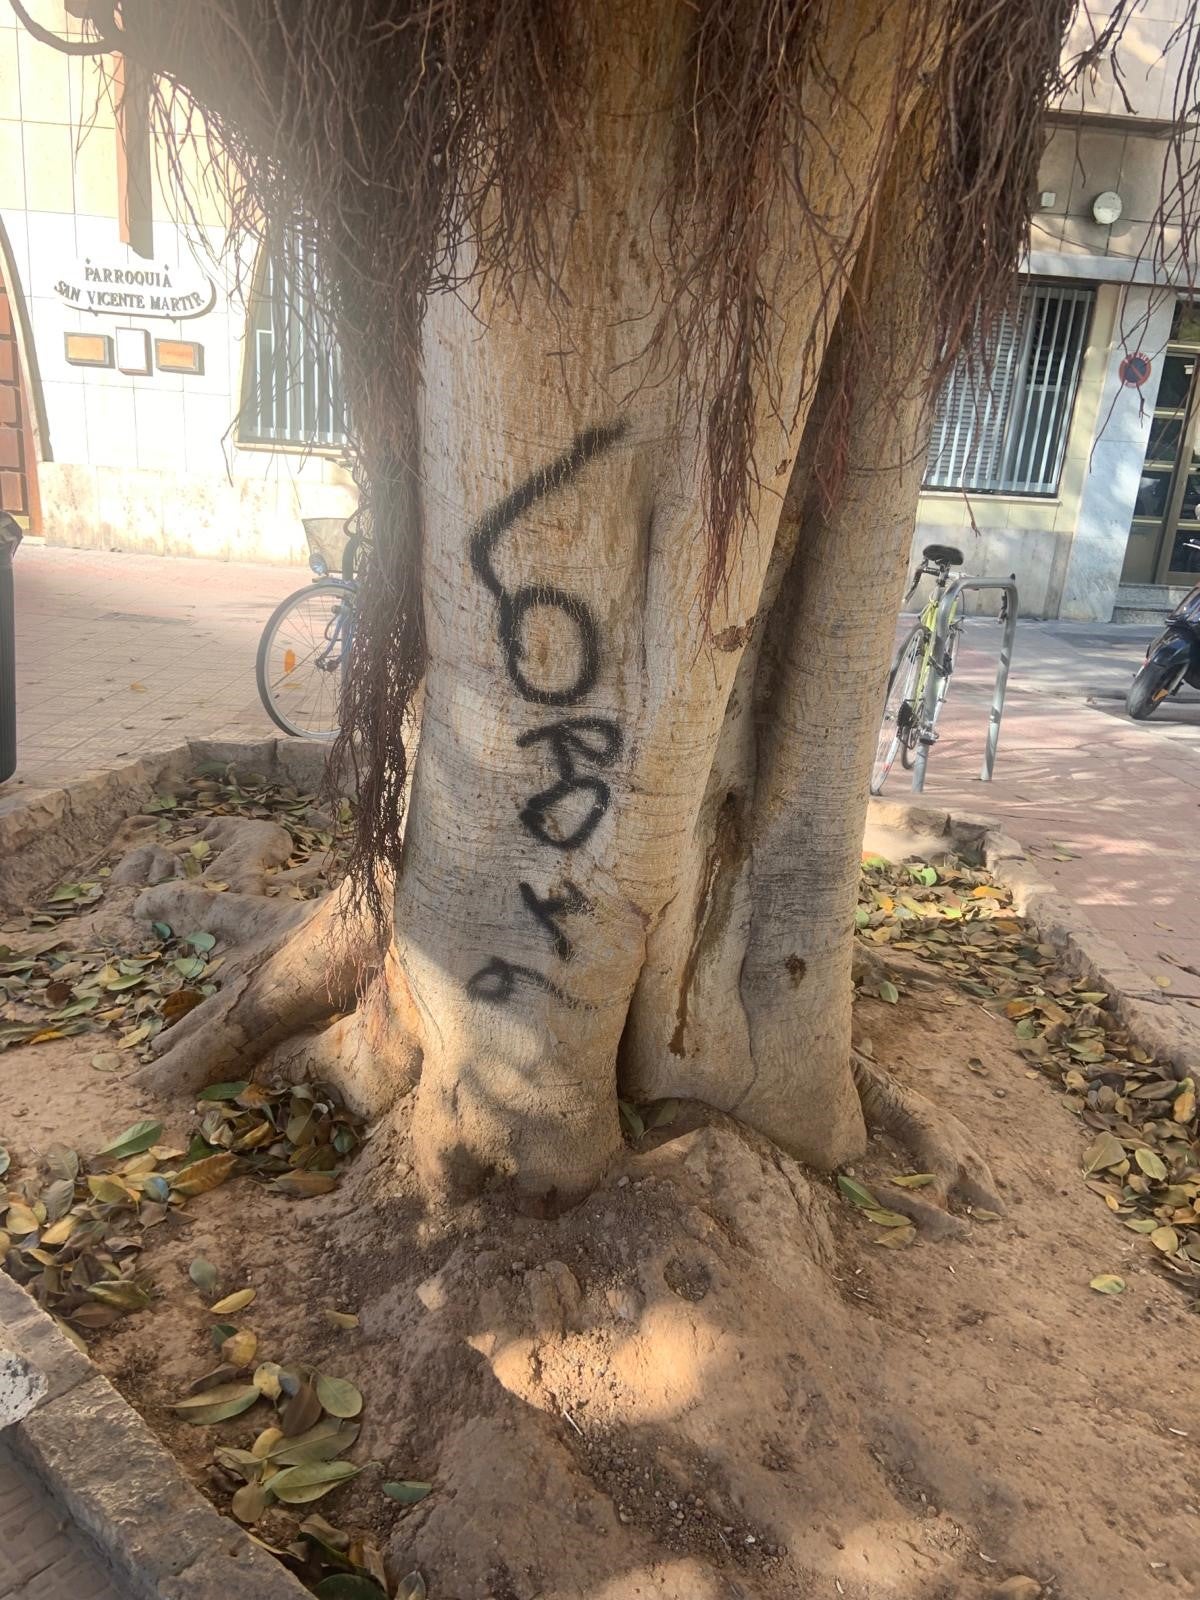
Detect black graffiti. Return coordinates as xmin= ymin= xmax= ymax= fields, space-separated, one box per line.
xmin=516 ymin=716 xmax=623 ymax=850
xmin=466 ymin=955 xmax=586 ymax=1009
xmin=501 ymin=586 xmax=600 ymax=705
xmin=466 ymin=422 xmax=628 ymax=1007
xmin=470 ymin=421 xmax=626 ymax=707
xmin=518 ymin=879 xmax=593 ymax=961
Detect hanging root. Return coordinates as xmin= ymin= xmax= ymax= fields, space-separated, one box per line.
xmin=852 ymin=1051 xmax=1004 ymax=1221
xmin=132 ymin=880 xmax=389 ymax=1096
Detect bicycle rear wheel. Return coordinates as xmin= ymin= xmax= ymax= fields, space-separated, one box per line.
xmin=871 ymin=625 xmax=925 ymax=795
xmin=256 ymin=580 xmax=355 ymax=740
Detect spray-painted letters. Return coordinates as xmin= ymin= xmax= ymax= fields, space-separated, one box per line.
xmin=467 ymin=421 xmax=628 ymax=1003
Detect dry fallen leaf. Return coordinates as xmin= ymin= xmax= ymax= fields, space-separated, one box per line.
xmin=210 ymin=1287 xmax=256 ymax=1315
xmin=1089 ymin=1274 xmax=1126 ymax=1295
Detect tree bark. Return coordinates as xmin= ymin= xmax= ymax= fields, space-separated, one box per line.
xmin=621 ymin=121 xmax=934 ymax=1169
xmin=137 ymin=13 xmax=990 ymax=1211
xmin=392 ymin=4 xmax=927 ymax=1200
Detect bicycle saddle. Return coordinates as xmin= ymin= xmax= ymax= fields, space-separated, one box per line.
xmin=922 ymin=543 xmax=963 ymax=567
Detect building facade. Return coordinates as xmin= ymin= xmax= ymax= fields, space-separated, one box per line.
xmin=0 ymin=3 xmax=355 ymax=565
xmin=912 ymin=1 xmax=1199 ymax=621
xmin=0 ymin=4 xmax=1196 ymax=617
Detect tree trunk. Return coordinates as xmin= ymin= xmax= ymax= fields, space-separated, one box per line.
xmin=140 ymin=10 xmax=1000 ymax=1212
xmin=620 ymin=120 xmax=934 ymax=1169
xmin=390 ymin=6 xmax=927 ymax=1201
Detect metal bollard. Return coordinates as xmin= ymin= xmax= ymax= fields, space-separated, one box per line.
xmin=0 ymin=512 xmax=22 ymax=784
xmin=910 ymin=574 xmax=1019 ymax=794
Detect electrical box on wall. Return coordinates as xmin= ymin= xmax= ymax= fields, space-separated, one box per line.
xmin=1038 ymin=191 xmax=1057 ymax=209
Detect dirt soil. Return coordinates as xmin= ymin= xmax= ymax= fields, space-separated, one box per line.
xmin=2 ymin=779 xmax=1199 ymax=1600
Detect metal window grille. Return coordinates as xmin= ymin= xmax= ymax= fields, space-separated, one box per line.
xmin=924 ymin=282 xmax=1093 ymax=496
xmin=239 ymin=230 xmax=347 ymax=449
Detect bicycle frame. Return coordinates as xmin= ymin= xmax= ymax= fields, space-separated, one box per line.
xmin=316 ymin=600 xmax=353 ymax=672
xmin=305 ymin=532 xmax=359 ymax=674
xmin=911 ymin=583 xmax=961 ymax=717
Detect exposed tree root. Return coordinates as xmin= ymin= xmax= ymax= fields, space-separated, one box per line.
xmin=132 ymin=880 xmax=387 ymax=1096
xmin=261 ymin=951 xmax=422 ymax=1117
xmin=192 ymin=816 xmax=295 ymax=894
xmin=852 ymin=1051 xmax=1004 ymax=1220
xmin=110 ymin=845 xmax=183 ymax=887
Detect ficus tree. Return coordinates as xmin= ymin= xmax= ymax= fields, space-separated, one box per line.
xmin=13 ymin=0 xmax=1182 ymax=1208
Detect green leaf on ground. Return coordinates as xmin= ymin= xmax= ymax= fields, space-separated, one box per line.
xmin=316 ymin=1375 xmax=363 ymax=1419
xmin=618 ymin=1100 xmax=645 ymax=1140
xmin=172 ymin=1382 xmax=261 ymax=1424
xmin=1082 ymin=1133 xmax=1126 ymax=1176
xmin=836 ymin=1175 xmax=878 ymax=1210
xmin=383 ymin=1481 xmax=432 ymax=1505
xmin=313 ymin=1578 xmax=387 ymax=1600
xmin=94 ymin=1120 xmax=164 ymax=1161
xmin=269 ymin=1459 xmax=362 ymax=1504
xmin=189 ymin=1258 xmax=219 ymax=1296
xmin=1135 ymin=1147 xmax=1168 ymax=1180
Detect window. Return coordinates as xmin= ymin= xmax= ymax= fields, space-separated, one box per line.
xmin=239 ymin=232 xmax=347 ymax=449
xmin=924 ymin=282 xmax=1094 ymax=496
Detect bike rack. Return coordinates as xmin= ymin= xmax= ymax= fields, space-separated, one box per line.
xmin=910 ymin=575 xmax=1019 ymax=794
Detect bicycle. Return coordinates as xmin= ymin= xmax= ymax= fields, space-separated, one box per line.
xmin=870 ymin=543 xmax=968 ymax=795
xmin=256 ymin=527 xmax=359 ymax=741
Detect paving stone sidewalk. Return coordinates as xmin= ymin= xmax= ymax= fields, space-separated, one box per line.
xmin=905 ymin=614 xmax=1200 ymax=1023
xmin=11 ymin=542 xmax=292 ymax=791
xmin=10 ymin=544 xmax=1200 ymax=1020
xmin=0 ymin=1444 xmax=122 ymax=1599
xmin=2 ymin=545 xmax=296 ymax=1596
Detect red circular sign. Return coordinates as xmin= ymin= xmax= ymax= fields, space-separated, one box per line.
xmin=1119 ymin=352 xmax=1153 ymax=388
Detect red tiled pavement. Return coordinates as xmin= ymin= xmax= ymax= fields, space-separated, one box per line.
xmin=897 ymin=615 xmax=1200 ymax=1023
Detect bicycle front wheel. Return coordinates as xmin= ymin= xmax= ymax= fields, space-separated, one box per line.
xmin=256 ymin=580 xmax=356 ymax=740
xmin=871 ymin=625 xmax=925 ymax=795
xmin=901 ymin=621 xmax=959 ymax=770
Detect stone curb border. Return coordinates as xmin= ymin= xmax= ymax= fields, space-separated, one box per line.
xmin=869 ymin=796 xmax=1200 ymax=1077
xmin=1 ymin=736 xmax=332 ymax=1596
xmin=0 ymin=1274 xmax=309 ymax=1599
xmin=0 ymin=735 xmax=332 ymax=912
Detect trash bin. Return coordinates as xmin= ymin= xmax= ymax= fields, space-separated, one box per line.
xmin=0 ymin=513 xmax=22 ymax=784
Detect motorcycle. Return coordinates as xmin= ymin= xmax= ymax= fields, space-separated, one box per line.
xmin=1127 ymin=558 xmax=1200 ymax=720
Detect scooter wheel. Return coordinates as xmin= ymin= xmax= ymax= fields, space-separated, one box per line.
xmin=1127 ymin=659 xmax=1172 ymax=720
